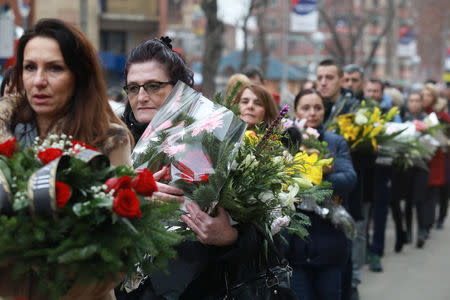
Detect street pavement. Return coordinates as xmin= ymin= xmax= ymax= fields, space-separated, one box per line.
xmin=359 ymin=215 xmax=450 ymax=300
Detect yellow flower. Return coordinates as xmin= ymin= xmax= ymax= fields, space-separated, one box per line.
xmin=385 ymin=106 xmax=399 ymax=121
xmin=343 ymin=124 xmax=360 ymax=142
xmin=369 ymin=107 xmax=382 ymax=124
xmin=362 ymin=124 xmax=374 ymax=137
xmin=369 ymin=125 xmax=383 ymax=138
xmin=244 ymin=130 xmax=259 ymax=145
xmin=292 ymin=151 xmax=327 ymax=185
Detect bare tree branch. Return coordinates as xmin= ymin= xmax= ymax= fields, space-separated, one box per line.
xmin=363 ymin=0 xmax=396 ymax=69
xmin=318 ymin=7 xmax=346 ymax=61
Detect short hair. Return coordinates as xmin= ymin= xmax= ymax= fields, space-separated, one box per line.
xmin=242 ymin=65 xmax=264 ymax=83
xmin=367 ymin=78 xmax=385 ymax=91
xmin=124 ymin=37 xmax=194 ymax=87
xmin=343 ymin=64 xmax=364 ymax=79
xmin=294 ymin=89 xmax=324 ymax=110
xmin=234 ymin=84 xmax=278 ymax=125
xmin=1 ymin=66 xmax=14 ymax=96
xmin=225 ymin=73 xmax=251 ymax=99
xmin=318 ymin=58 xmax=343 ymax=77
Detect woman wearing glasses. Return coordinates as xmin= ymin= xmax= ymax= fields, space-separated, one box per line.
xmin=116 ymin=38 xmax=262 ymax=300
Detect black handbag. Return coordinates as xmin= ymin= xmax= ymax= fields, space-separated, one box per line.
xmin=224 ymin=228 xmax=298 ymax=300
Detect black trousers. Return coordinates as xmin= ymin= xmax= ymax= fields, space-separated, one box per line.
xmin=391 ymin=166 xmax=429 ymax=239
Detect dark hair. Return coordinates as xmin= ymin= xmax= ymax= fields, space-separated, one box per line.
xmin=11 ymin=18 xmax=130 ymax=147
xmin=242 ymin=65 xmax=264 ymax=83
xmin=343 ymin=64 xmax=364 ymax=79
xmin=318 ymin=58 xmax=343 ymax=77
xmin=367 ymin=78 xmax=385 ymax=91
xmin=1 ymin=66 xmax=14 ymax=96
xmin=122 ymin=37 xmax=194 ymax=135
xmin=234 ymin=84 xmax=278 ymax=125
xmin=124 ymin=37 xmax=194 ymax=87
xmin=294 ymin=88 xmax=324 ymax=110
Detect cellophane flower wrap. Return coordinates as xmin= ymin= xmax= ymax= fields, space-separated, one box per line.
xmin=132 ymin=81 xmax=247 ymax=212
xmin=0 ymin=135 xmax=182 ymax=299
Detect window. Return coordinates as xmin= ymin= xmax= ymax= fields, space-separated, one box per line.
xmin=100 ymin=31 xmax=126 ymax=54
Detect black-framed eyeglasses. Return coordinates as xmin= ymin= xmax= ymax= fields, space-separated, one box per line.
xmin=123 ymin=81 xmax=176 ymax=96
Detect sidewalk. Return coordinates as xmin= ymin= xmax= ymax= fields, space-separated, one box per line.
xmin=359 ymin=216 xmax=450 ymax=300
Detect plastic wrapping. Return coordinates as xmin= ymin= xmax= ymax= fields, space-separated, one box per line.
xmin=131 ymin=81 xmax=247 ymax=211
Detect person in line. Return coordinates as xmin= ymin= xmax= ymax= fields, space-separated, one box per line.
xmin=0 ymin=18 xmax=133 ymax=300
xmin=224 ymin=73 xmax=251 ymax=101
xmin=287 ymin=89 xmax=356 ymax=300
xmin=234 ymin=83 xmax=278 ymax=128
xmin=342 ymin=64 xmax=364 ymax=101
xmin=391 ymin=92 xmax=429 ymax=251
xmin=422 ymin=83 xmax=450 ymax=236
xmin=116 ymin=38 xmax=281 ymax=300
xmin=316 ymin=59 xmax=358 ymax=124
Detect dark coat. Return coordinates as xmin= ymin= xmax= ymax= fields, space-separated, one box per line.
xmin=287 ymin=126 xmax=356 ymax=268
xmin=115 ymin=224 xmax=283 ymax=300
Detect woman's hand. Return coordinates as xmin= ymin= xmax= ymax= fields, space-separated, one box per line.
xmin=181 ymin=202 xmax=238 ymax=246
xmin=150 ymin=166 xmax=184 ymax=203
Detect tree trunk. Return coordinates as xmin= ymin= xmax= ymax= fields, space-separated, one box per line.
xmin=257 ymin=0 xmax=269 ymax=77
xmin=201 ymin=0 xmax=224 ymax=99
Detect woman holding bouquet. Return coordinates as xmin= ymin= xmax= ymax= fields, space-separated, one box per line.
xmin=287 ymin=89 xmax=356 ymax=300
xmin=116 ymin=37 xmax=266 ymax=300
xmin=0 ymin=19 xmax=133 ymax=299
xmin=234 ymin=83 xmax=279 ymax=128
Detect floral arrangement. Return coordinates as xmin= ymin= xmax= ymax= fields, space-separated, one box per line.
xmin=328 ymin=101 xmax=399 ymax=153
xmin=282 ymin=118 xmax=331 ymax=158
xmin=218 ymin=106 xmax=334 ymax=238
xmin=131 ymin=82 xmax=247 ymax=213
xmin=0 ymin=135 xmax=181 ymax=299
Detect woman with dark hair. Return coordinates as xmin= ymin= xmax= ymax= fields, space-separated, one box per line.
xmin=116 ymin=37 xmax=264 ymax=300
xmin=287 ymin=89 xmax=356 ymax=300
xmin=0 ymin=18 xmax=132 ymax=299
xmin=234 ymin=83 xmax=278 ymax=128
xmin=122 ymin=37 xmax=194 ymax=144
xmin=0 ymin=66 xmax=15 ymax=97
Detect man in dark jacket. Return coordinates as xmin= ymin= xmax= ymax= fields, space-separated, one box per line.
xmin=316 ymin=59 xmax=359 ymax=125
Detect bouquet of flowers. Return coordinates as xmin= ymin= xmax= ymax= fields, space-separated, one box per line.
xmin=0 ymin=135 xmax=181 ymax=299
xmin=281 ymin=118 xmax=331 ymax=158
xmin=218 ymin=107 xmax=334 ymax=238
xmin=328 ymin=101 xmax=400 ymax=153
xmin=131 ymin=82 xmax=247 ymax=213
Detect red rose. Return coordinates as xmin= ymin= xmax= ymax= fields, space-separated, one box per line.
xmin=132 ymin=169 xmax=158 ymax=197
xmin=55 ymin=180 xmax=71 ymax=208
xmin=38 ymin=148 xmax=63 ymax=165
xmin=113 ymin=189 xmax=142 ymax=218
xmin=199 ymin=174 xmax=209 ymax=182
xmin=105 ymin=176 xmax=132 ymax=196
xmin=71 ymin=140 xmax=98 ymax=153
xmin=0 ymin=137 xmax=17 ymax=158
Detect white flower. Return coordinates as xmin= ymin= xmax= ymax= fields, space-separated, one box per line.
xmin=258 ymin=191 xmax=274 ymax=203
xmin=283 ymin=151 xmax=293 ymax=163
xmin=355 ymin=113 xmax=368 ymax=125
xmin=278 ymin=184 xmax=299 ymax=210
xmin=270 ymin=215 xmax=291 ymax=235
xmin=242 ymin=153 xmax=258 ymax=169
xmin=231 ymin=160 xmax=239 ymax=171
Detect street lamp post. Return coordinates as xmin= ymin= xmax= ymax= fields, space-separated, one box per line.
xmin=311 ymin=31 xmax=325 ymax=79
